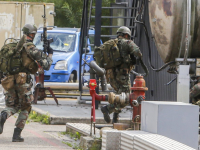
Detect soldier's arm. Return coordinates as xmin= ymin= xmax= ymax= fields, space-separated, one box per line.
xmin=128 ymin=40 xmax=142 ymax=58
xmin=28 ymin=47 xmax=53 ymax=70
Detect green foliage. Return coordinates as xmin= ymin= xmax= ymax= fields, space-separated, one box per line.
xmin=62 ymin=141 xmax=83 ymax=150
xmin=61 ymin=131 xmax=83 ymax=149
xmin=29 ymin=112 xmax=37 ymax=119
xmin=4 ymin=0 xmax=115 ymax=30
xmin=73 ymin=143 xmax=80 ymax=149
xmin=60 ymin=131 xmax=67 ymax=135
xmin=69 ymin=132 xmax=73 ymax=139
xmin=76 ymin=132 xmax=81 ymax=139
xmin=91 ymin=0 xmax=115 ymax=42
xmin=66 ymin=131 xmax=81 ymax=139
xmin=61 ymin=0 xmax=83 ymax=28
xmin=89 ymin=139 xmax=101 ymax=150
xmin=28 ymin=111 xmax=50 ymax=124
xmin=62 ymin=141 xmax=73 ymax=147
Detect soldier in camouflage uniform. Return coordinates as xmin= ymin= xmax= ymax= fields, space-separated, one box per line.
xmin=101 ymin=26 xmax=142 ymax=123
xmin=0 ymin=24 xmax=53 ymax=142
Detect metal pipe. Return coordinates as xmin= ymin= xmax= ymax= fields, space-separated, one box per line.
xmin=91 ymin=92 xmax=108 ymax=101
xmin=89 ymin=61 xmax=105 ymax=76
xmin=44 ymin=82 xmax=113 ymax=90
xmin=101 ymin=75 xmax=108 ymax=91
xmin=89 ymin=68 xmax=96 ymax=79
xmin=92 ymin=6 xmax=138 ymax=9
xmin=183 ymin=0 xmax=191 ymax=65
xmin=89 ymin=61 xmax=108 ymax=91
xmin=46 ymin=93 xmax=108 ymax=96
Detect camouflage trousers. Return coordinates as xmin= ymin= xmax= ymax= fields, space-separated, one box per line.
xmin=106 ymin=68 xmax=130 ymax=94
xmin=190 ymin=82 xmax=200 ymax=106
xmin=106 ymin=68 xmax=130 ymax=113
xmin=2 ymin=81 xmax=33 ymax=130
xmin=106 ymin=103 xmax=128 ymax=114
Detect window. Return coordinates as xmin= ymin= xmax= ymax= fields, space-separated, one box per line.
xmin=33 ymin=33 xmax=76 ymax=52
xmin=89 ymin=35 xmax=94 ymax=52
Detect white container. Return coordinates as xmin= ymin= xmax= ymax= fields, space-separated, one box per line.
xmin=141 ymin=101 xmax=199 ymax=149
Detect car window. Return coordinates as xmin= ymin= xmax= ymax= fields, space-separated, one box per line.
xmin=33 ymin=33 xmax=76 ymax=52
xmin=89 ymin=35 xmax=94 ymax=52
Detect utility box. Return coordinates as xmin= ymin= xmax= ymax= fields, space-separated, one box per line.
xmin=141 ymin=101 xmax=199 ymax=150
xmin=0 ymin=1 xmax=54 ymax=47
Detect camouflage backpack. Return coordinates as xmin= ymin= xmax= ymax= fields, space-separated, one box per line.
xmin=94 ymin=39 xmax=122 ymax=69
xmin=0 ymin=35 xmax=26 ymax=74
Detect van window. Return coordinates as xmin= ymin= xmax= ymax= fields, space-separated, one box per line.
xmin=34 ymin=33 xmax=76 ymax=52
xmin=89 ymin=35 xmax=94 ymax=52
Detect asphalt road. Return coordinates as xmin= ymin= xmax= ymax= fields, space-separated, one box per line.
xmin=0 ymin=115 xmax=73 ymax=150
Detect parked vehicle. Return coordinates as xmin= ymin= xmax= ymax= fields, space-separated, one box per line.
xmin=33 ymin=27 xmax=95 ymax=82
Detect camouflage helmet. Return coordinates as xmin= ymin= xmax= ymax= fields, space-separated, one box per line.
xmin=22 ymin=24 xmax=37 ymax=35
xmin=116 ymin=26 xmax=131 ymax=37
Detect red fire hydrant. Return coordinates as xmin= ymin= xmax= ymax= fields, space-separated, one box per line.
xmin=89 ymin=79 xmax=108 ymax=135
xmin=89 ymin=76 xmax=148 ymax=131
xmin=89 ymin=79 xmax=108 ymax=123
xmin=130 ymin=76 xmax=148 ymax=129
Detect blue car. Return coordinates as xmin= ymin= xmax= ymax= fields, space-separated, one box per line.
xmin=33 ymin=27 xmax=95 ymax=82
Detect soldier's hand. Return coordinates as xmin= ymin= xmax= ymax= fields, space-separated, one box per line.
xmin=135 ymin=52 xmax=142 ymax=59
xmin=47 ymin=47 xmax=53 ymax=54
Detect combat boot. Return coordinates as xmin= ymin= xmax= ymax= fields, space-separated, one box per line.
xmin=12 ymin=128 xmax=24 ymax=142
xmin=112 ymin=112 xmax=119 ymax=123
xmin=101 ymin=106 xmax=111 ymax=123
xmin=0 ymin=111 xmax=7 ymax=134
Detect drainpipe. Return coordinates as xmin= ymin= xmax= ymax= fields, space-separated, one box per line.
xmin=183 ymin=0 xmax=191 ymax=65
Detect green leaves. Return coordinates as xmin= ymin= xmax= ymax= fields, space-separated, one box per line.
xmin=61 ymin=1 xmax=83 ymax=27
xmin=28 ymin=111 xmax=50 ymax=124
xmin=4 ymin=0 xmax=115 ymax=41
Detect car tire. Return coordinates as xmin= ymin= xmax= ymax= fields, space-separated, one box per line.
xmin=68 ymin=74 xmax=74 ymax=83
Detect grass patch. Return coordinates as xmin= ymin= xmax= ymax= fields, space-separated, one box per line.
xmin=62 ymin=141 xmax=83 ymax=150
xmin=66 ymin=131 xmax=81 ymax=140
xmin=27 ymin=111 xmax=50 ymax=124
xmin=62 ymin=131 xmax=83 ymax=150
xmin=62 ymin=141 xmax=73 ymax=147
xmin=60 ymin=131 xmax=67 ymax=135
xmin=89 ymin=138 xmax=101 ymax=150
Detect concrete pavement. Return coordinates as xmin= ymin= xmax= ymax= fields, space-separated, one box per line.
xmin=31 ymin=98 xmax=133 ymax=125
xmin=0 ymin=115 xmax=73 ymax=150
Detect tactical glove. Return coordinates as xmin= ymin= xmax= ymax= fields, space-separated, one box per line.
xmin=136 ymin=51 xmax=142 ymax=59
xmin=47 ymin=47 xmax=53 ymax=54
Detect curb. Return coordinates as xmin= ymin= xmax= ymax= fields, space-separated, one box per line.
xmin=32 ymin=106 xmax=132 ymax=125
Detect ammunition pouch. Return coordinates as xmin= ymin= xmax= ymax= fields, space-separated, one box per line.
xmin=106 ymin=69 xmax=115 ymax=83
xmin=14 ymin=72 xmax=27 ymax=84
xmin=1 ymin=75 xmax=15 ymax=91
xmin=21 ymin=50 xmax=38 ymax=74
xmin=21 ymin=104 xmax=32 ymax=113
xmin=1 ymin=72 xmax=29 ymax=91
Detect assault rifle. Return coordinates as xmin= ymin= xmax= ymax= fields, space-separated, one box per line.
xmin=41 ymin=4 xmax=53 ymax=54
xmin=33 ymin=4 xmax=58 ymax=105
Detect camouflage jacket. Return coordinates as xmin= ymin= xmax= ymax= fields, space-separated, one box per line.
xmin=24 ymin=40 xmax=53 ymax=71
xmin=117 ymin=37 xmax=142 ymax=69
